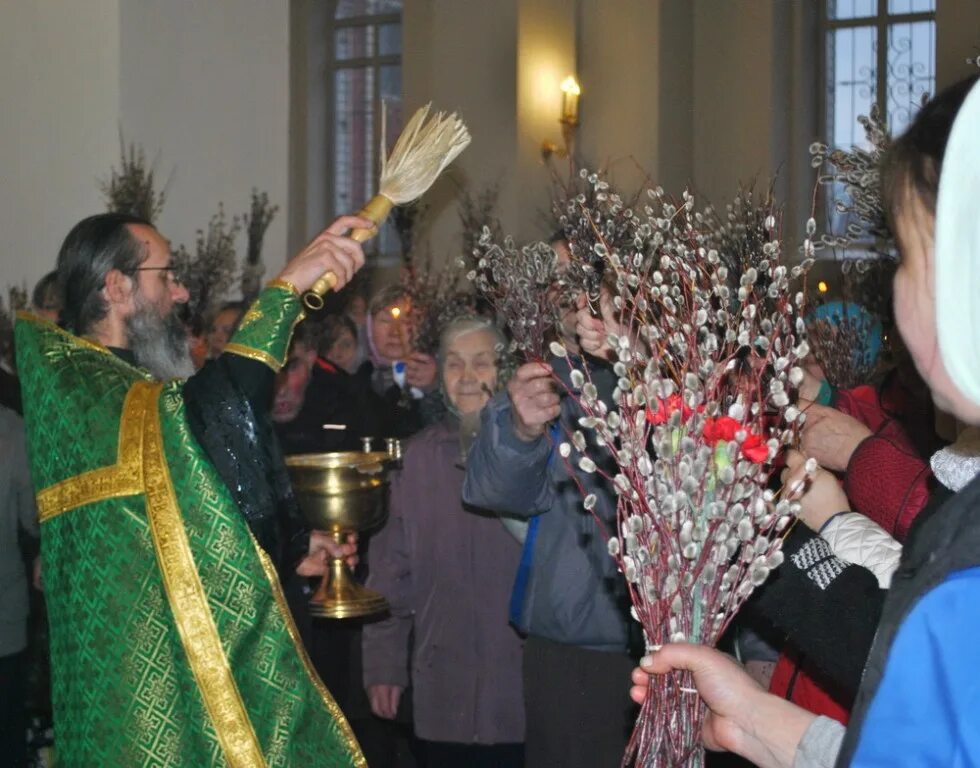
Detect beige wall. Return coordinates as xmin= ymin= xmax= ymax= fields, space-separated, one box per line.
xmin=120 ymin=0 xmax=291 ymax=276
xmin=400 ymin=0 xmax=802 ymax=262
xmin=514 ymin=0 xmax=576 ymax=236
xmin=692 ymin=2 xmax=776 ymax=205
xmin=403 ymin=0 xmax=522 ymax=264
xmin=401 ymin=0 xmax=574 ymax=265
xmin=402 ymin=0 xmax=978 ymax=264
xmin=656 ymin=0 xmax=694 ymax=194
xmin=937 ymin=0 xmax=980 ymax=89
xmin=399 ymin=0 xmax=671 ymax=267
xmin=0 ymin=0 xmax=121 ymax=293
xmin=578 ymin=0 xmax=663 ymax=193
xmin=0 ymin=0 xmax=291 ymax=297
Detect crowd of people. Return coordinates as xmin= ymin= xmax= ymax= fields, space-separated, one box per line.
xmin=1 ymin=72 xmax=979 ymax=768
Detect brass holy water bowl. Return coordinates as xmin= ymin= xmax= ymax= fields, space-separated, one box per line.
xmin=286 ymin=440 xmax=400 ymax=619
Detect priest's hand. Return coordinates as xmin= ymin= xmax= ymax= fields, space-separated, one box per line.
xmin=296 ymin=531 xmax=359 ymax=576
xmin=367 ymin=684 xmax=404 ymax=720
xmin=277 ymin=215 xmax=373 ymax=293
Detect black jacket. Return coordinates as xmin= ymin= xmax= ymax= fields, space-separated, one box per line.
xmin=352 ymin=359 xmax=445 ymax=439
xmin=744 ymin=486 xmax=952 ymax=703
xmin=274 ymin=358 xmax=375 ymax=455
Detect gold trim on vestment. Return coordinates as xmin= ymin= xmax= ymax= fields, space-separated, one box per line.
xmin=36 ymin=382 xmax=147 ymax=522
xmin=267 ymin=278 xmax=300 ymax=297
xmin=16 ymin=310 xmax=115 ymax=358
xmin=224 ymin=342 xmax=284 ymax=372
xmin=237 ymin=306 xmax=265 ymax=331
xmin=251 ymin=539 xmax=368 ymax=767
xmin=139 ymin=381 xmax=268 ymax=768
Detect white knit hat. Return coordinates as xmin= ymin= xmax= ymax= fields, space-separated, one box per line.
xmin=935 ymin=78 xmax=980 ymax=408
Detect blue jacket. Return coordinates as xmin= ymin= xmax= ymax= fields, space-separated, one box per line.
xmin=838 ymin=472 xmax=980 ymax=765
xmin=850 ymin=566 xmax=980 ymax=765
xmin=462 ymin=358 xmax=632 ymax=652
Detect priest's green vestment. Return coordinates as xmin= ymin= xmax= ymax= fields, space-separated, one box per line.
xmin=14 ymin=282 xmax=365 ymax=767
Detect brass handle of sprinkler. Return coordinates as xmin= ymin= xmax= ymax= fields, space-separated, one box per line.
xmin=301 ymin=195 xmax=394 ymax=311
xmin=303 ymin=272 xmax=338 ymax=311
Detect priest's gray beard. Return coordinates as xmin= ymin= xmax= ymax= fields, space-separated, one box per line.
xmin=125 ymin=293 xmax=195 ymax=380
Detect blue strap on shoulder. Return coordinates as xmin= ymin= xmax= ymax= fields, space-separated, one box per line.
xmin=508 ymin=422 xmax=561 ymax=629
xmin=816 ymin=377 xmax=834 ymax=406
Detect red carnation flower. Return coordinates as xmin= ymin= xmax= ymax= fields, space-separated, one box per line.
xmin=702 ymin=416 xmax=769 ymax=464
xmin=646 ymin=394 xmax=698 ymax=425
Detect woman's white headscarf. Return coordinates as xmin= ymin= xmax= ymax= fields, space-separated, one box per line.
xmin=935 ymin=78 xmax=980 ymax=408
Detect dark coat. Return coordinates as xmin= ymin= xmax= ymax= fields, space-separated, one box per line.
xmin=274 ymin=358 xmax=375 ymax=455
xmin=352 ymin=359 xmax=445 ymax=440
xmin=362 ymin=418 xmax=525 ymax=744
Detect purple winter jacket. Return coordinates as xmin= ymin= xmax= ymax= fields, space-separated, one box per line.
xmin=362 ymin=418 xmax=525 ymax=744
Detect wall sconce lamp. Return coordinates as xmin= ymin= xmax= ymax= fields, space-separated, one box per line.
xmin=542 ymin=75 xmax=581 ymax=161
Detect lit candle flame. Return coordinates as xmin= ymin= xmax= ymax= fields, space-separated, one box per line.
xmin=560 ymin=76 xmax=581 ymax=96
xmin=389 ymin=305 xmax=409 ymax=354
xmin=559 ymin=76 xmax=581 ymax=126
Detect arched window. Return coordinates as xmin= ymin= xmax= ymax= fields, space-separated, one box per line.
xmin=821 ymin=0 xmax=935 ymax=250
xmin=329 ymin=0 xmax=403 ymax=265
xmin=823 ymin=0 xmax=935 ymax=150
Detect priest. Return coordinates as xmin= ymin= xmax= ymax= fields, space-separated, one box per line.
xmin=15 ymin=211 xmax=371 ymax=767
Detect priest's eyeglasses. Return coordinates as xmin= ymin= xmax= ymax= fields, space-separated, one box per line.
xmin=134 ymin=265 xmax=180 ymax=286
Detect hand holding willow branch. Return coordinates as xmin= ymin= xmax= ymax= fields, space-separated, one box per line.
xmin=507 ymin=362 xmax=561 ymax=442
xmin=780 ymin=449 xmax=850 ymax=531
xmin=574 ymin=289 xmax=622 ymax=360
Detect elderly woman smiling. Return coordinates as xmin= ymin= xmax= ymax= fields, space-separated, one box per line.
xmin=361 ymin=316 xmax=526 ymax=768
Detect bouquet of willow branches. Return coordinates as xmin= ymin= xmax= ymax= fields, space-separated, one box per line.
xmin=172 ymin=205 xmax=241 ymax=326
xmin=806 ymin=255 xmax=894 ymax=389
xmin=458 ymin=183 xmax=504 ymax=267
xmin=806 ymin=297 xmax=883 ymax=390
xmin=402 ymin=253 xmax=478 ymax=355
xmin=465 ymin=170 xmax=637 ymax=359
xmin=810 ymin=103 xmax=893 ymax=253
xmin=240 ymin=189 xmax=279 ymax=304
xmin=101 ymin=132 xmax=168 ymax=224
xmin=808 ymin=106 xmax=898 ymax=387
xmin=697 ymin=182 xmax=783 ymax=302
xmin=549 ymin=178 xmax=812 ymax=767
xmin=551 ymin=169 xmax=644 ymax=300
xmin=466 ymin=229 xmax=575 ymax=359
